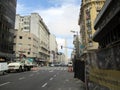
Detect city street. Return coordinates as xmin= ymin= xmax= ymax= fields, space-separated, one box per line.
xmin=0 ymin=67 xmax=85 ymax=90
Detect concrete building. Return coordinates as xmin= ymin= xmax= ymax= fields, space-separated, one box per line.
xmin=15 ymin=13 xmax=50 ymax=65
xmin=14 ymin=30 xmax=39 ymax=58
xmin=0 ymin=0 xmax=17 ymax=60
xmin=49 ymin=34 xmax=58 ymax=64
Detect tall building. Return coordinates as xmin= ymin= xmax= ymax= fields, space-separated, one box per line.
xmin=57 ymin=52 xmax=65 ymax=64
xmin=15 ymin=13 xmax=50 ymax=65
xmin=64 ymin=39 xmax=68 ymax=64
xmin=49 ymin=34 xmax=58 ymax=64
xmin=79 ymin=0 xmax=105 ymax=51
xmin=0 ymin=0 xmax=17 ymax=59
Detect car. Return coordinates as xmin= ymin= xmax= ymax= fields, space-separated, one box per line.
xmin=68 ymin=61 xmax=72 ymax=67
xmin=8 ymin=62 xmax=25 ymax=72
xmin=50 ymin=64 xmax=54 ymax=67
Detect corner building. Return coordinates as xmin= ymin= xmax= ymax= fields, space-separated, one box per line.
xmin=79 ymin=0 xmax=105 ymax=51
xmin=15 ymin=13 xmax=50 ymax=66
xmin=78 ymin=0 xmax=105 ymax=89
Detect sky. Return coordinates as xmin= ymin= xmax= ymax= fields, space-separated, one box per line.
xmin=16 ymin=0 xmax=81 ymax=58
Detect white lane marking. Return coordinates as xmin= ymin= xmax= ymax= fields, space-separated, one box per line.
xmin=36 ymin=73 xmax=39 ymax=75
xmin=49 ymin=70 xmax=53 ymax=72
xmin=19 ymin=77 xmax=25 ymax=80
xmin=49 ymin=77 xmax=53 ymax=80
xmin=0 ymin=82 xmax=11 ymax=87
xmin=54 ymin=75 xmax=56 ymax=77
xmin=30 ymin=74 xmax=34 ymax=77
xmin=58 ymin=88 xmax=62 ymax=90
xmin=42 ymin=83 xmax=47 ymax=87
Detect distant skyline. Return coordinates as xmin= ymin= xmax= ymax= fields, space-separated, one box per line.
xmin=16 ymin=0 xmax=81 ymax=58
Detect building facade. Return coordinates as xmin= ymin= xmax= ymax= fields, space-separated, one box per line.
xmin=0 ymin=0 xmax=17 ymax=60
xmin=49 ymin=34 xmax=58 ymax=64
xmin=78 ymin=0 xmax=105 ymax=89
xmin=14 ymin=30 xmax=39 ymax=58
xmin=79 ymin=0 xmax=105 ymax=51
xmin=57 ymin=52 xmax=65 ymax=65
xmin=72 ymin=34 xmax=81 ymax=59
xmin=15 ymin=13 xmax=50 ymax=65
xmin=92 ymin=0 xmax=120 ymax=89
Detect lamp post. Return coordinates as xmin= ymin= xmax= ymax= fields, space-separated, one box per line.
xmin=71 ymin=30 xmax=80 ymax=59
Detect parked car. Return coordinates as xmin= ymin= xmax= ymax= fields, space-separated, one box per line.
xmin=8 ymin=61 xmax=24 ymax=72
xmin=50 ymin=64 xmax=54 ymax=67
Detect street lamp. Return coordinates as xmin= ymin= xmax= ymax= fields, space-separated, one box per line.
xmin=70 ymin=30 xmax=80 ymax=59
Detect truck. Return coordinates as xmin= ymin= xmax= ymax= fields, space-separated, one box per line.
xmin=8 ymin=58 xmax=35 ymax=72
xmin=22 ymin=58 xmax=35 ymax=71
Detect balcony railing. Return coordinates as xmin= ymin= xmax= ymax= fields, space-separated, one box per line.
xmin=94 ymin=0 xmax=112 ymax=27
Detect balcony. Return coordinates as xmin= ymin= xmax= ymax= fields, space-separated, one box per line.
xmin=93 ymin=0 xmax=120 ymax=42
xmin=94 ymin=0 xmax=112 ymax=28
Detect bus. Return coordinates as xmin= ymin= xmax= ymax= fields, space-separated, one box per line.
xmin=0 ymin=57 xmax=8 ymax=75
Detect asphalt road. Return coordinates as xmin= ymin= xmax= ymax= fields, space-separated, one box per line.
xmin=0 ymin=67 xmax=85 ymax=90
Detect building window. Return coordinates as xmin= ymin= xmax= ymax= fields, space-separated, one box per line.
xmin=85 ymin=0 xmax=90 ymax=3
xmin=24 ymin=27 xmax=29 ymax=29
xmin=19 ymin=36 xmax=22 ymax=39
xmin=88 ymin=34 xmax=92 ymax=39
xmin=88 ymin=41 xmax=93 ymax=47
xmin=14 ymin=35 xmax=16 ymax=38
xmin=24 ymin=21 xmax=29 ymax=24
xmin=28 ymin=52 xmax=30 ymax=55
xmin=28 ymin=44 xmax=31 ymax=46
xmin=2 ymin=33 xmax=4 ymax=38
xmin=18 ymin=43 xmax=22 ymax=47
xmin=28 ymin=37 xmax=31 ymax=40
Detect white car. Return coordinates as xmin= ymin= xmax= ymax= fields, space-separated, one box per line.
xmin=68 ymin=61 xmax=72 ymax=67
xmin=50 ymin=64 xmax=54 ymax=67
xmin=8 ymin=62 xmax=24 ymax=72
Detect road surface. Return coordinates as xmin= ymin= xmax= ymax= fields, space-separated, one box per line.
xmin=0 ymin=67 xmax=85 ymax=90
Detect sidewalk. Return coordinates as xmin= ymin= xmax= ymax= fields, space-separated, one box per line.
xmin=67 ymin=77 xmax=86 ymax=90
xmin=59 ymin=71 xmax=86 ymax=90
